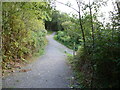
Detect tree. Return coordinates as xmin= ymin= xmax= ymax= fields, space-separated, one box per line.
xmin=55 ymin=0 xmax=86 ymax=48
xmin=2 ymin=2 xmax=52 ymax=70
xmin=76 ymin=0 xmax=86 ymax=48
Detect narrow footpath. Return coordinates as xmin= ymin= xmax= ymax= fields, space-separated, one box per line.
xmin=2 ymin=33 xmax=73 ymax=88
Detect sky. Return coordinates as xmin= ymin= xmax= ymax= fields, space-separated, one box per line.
xmin=55 ymin=0 xmax=117 ymax=24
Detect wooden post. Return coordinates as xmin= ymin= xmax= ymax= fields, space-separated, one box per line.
xmin=73 ymin=42 xmax=75 ymax=56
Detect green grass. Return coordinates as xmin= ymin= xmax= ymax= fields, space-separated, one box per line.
xmin=47 ymin=30 xmax=54 ymax=35
xmin=54 ymin=35 xmax=85 ymax=88
xmin=54 ymin=37 xmax=74 ymax=50
xmin=65 ymin=50 xmax=86 ymax=88
xmin=16 ymin=80 xmax=19 ymax=82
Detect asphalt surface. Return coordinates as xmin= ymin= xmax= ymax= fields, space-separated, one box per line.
xmin=2 ymin=33 xmax=73 ymax=88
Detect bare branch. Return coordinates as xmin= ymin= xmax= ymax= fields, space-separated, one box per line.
xmin=55 ymin=0 xmax=79 ymax=13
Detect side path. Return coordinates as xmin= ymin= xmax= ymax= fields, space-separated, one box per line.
xmin=2 ymin=33 xmax=73 ymax=88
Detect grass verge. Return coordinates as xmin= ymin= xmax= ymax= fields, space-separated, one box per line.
xmin=66 ymin=53 xmax=85 ymax=88
xmin=2 ymin=38 xmax=48 ymax=77
xmin=47 ymin=30 xmax=54 ymax=35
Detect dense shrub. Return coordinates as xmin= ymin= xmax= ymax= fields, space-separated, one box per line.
xmin=2 ymin=2 xmax=51 ymax=70
xmin=53 ymin=4 xmax=120 ymax=88
xmin=54 ymin=31 xmax=81 ymax=50
xmin=73 ymin=40 xmax=120 ymax=88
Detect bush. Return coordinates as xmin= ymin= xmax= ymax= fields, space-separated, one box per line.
xmin=2 ymin=2 xmax=49 ymax=70
xmin=54 ymin=31 xmax=81 ymax=50
xmin=72 ymin=39 xmax=120 ymax=88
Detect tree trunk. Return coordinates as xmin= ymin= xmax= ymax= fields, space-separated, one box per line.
xmin=76 ymin=0 xmax=86 ymax=48
xmin=89 ymin=3 xmax=94 ymax=48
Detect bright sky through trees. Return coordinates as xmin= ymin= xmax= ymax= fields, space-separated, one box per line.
xmin=55 ymin=0 xmax=116 ymax=24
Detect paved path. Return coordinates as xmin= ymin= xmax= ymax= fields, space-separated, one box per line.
xmin=2 ymin=33 xmax=73 ymax=88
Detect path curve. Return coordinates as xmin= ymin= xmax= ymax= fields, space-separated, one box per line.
xmin=2 ymin=33 xmax=73 ymax=88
